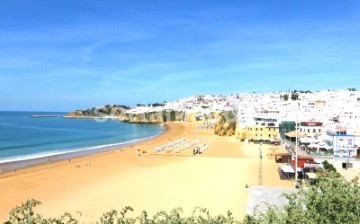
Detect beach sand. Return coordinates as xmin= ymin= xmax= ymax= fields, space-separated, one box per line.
xmin=0 ymin=122 xmax=293 ymax=223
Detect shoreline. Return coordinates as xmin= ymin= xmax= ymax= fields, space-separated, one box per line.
xmin=0 ymin=121 xmax=293 ymax=222
xmin=0 ymin=123 xmax=167 ymax=172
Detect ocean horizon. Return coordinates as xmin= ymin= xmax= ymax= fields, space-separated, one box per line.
xmin=0 ymin=111 xmax=164 ymax=169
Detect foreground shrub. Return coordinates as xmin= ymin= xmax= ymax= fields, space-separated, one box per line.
xmin=243 ymin=172 xmax=360 ymax=224
xmin=6 ymin=172 xmax=359 ymax=223
xmin=5 ymin=201 xmax=239 ymax=224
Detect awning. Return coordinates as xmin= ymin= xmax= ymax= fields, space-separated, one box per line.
xmin=306 ymin=173 xmax=317 ymax=179
xmin=285 ymin=131 xmax=306 ymax=138
xmin=320 ymin=145 xmax=332 ymax=150
xmin=274 ymin=152 xmax=291 ymax=156
xmin=285 ymin=131 xmax=297 ymax=138
xmin=299 ymin=137 xmax=313 ymax=143
xmin=281 ymin=165 xmax=295 ymax=173
xmin=308 ymin=143 xmax=319 ymax=148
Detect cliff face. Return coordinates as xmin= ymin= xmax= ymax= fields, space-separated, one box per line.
xmin=214 ymin=111 xmax=236 ymax=136
xmin=66 ymin=105 xmax=127 ymax=118
xmin=66 ymin=106 xmax=188 ymax=123
xmin=120 ymin=110 xmax=186 ymax=123
xmin=121 ymin=112 xmax=164 ymax=123
xmin=66 ymin=105 xmax=226 ymax=126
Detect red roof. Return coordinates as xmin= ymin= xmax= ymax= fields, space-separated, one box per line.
xmin=274 ymin=153 xmax=291 ymax=156
xmin=291 ymin=156 xmax=315 ymax=168
xmin=297 ymin=156 xmax=314 ymax=161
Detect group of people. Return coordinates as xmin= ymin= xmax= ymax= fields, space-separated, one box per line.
xmin=192 ymin=143 xmax=209 ymax=155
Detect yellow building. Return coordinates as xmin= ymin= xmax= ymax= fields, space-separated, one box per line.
xmin=236 ymin=118 xmax=279 ymax=142
xmin=245 ymin=126 xmax=279 ymax=142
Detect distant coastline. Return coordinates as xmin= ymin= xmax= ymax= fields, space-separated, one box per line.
xmin=63 ymin=115 xmax=119 ymax=120
xmin=32 ymin=115 xmax=64 ymax=118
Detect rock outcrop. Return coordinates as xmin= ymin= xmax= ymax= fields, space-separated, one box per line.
xmin=66 ymin=105 xmax=189 ymax=124
xmin=66 ymin=105 xmax=126 ymax=118
xmin=214 ymin=111 xmax=236 ymax=136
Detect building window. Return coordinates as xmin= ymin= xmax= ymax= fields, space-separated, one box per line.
xmin=260 ymin=128 xmax=263 ymax=131
xmin=348 ymin=139 xmax=352 ymax=146
xmin=319 ymin=129 xmax=321 ymax=132
xmin=339 ymin=139 xmax=344 ymax=147
xmin=268 ymin=128 xmax=270 ymax=131
xmin=313 ymin=129 xmax=316 ymax=133
xmin=268 ymin=134 xmax=271 ymax=137
xmin=256 ymin=128 xmax=258 ymax=131
xmin=308 ymin=129 xmax=310 ymax=133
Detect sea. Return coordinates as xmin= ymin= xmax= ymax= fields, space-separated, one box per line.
xmin=0 ymin=111 xmax=164 ymax=170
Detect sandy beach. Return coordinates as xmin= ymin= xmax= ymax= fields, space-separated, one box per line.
xmin=0 ymin=122 xmax=293 ymax=223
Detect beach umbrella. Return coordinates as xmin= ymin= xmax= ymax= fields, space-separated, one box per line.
xmin=308 ymin=143 xmax=318 ymax=148
xmin=320 ymin=145 xmax=332 ymax=150
xmin=300 ymin=137 xmax=312 ymax=144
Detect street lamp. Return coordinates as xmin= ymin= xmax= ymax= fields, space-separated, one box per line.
xmin=295 ymin=102 xmax=299 ymax=188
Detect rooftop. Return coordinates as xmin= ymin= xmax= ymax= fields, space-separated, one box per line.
xmin=247 ymin=187 xmax=296 ymax=216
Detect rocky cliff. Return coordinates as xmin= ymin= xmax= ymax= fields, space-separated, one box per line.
xmin=66 ymin=105 xmax=126 ymax=118
xmin=214 ymin=111 xmax=236 ymax=136
xmin=66 ymin=105 xmax=188 ymax=123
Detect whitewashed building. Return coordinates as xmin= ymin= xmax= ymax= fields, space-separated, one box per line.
xmin=326 ymin=128 xmax=357 ymax=158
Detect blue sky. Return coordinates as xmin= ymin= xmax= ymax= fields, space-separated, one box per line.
xmin=0 ymin=1 xmax=359 ymax=111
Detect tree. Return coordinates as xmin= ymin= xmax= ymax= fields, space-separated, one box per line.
xmin=170 ymin=111 xmax=176 ymax=121
xmin=290 ymin=92 xmax=299 ymax=101
xmin=282 ymin=94 xmax=289 ymax=101
xmin=244 ymin=172 xmax=360 ymax=223
xmin=322 ymin=160 xmax=337 ymax=173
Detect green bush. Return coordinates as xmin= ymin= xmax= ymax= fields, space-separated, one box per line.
xmin=6 ymin=173 xmax=359 ymax=224
xmin=243 ymin=172 xmax=360 ymax=224
xmin=322 ymin=160 xmax=337 ymax=172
